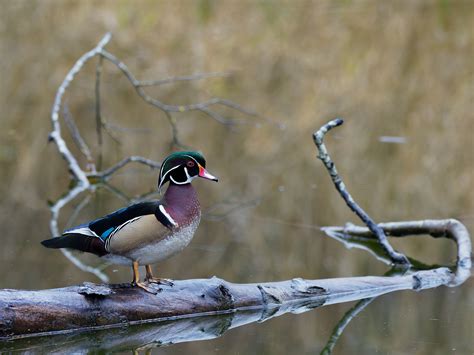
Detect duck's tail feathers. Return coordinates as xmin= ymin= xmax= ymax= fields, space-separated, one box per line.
xmin=41 ymin=234 xmax=108 ymax=257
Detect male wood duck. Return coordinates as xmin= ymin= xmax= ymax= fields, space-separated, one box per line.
xmin=41 ymin=151 xmax=218 ymax=292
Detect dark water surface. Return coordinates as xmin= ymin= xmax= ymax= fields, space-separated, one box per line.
xmin=1 ymin=1 xmax=473 ymax=354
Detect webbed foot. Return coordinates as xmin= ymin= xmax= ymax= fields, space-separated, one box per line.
xmin=132 ymin=281 xmax=158 ymax=294
xmin=145 ymin=277 xmax=174 ymax=286
xmin=145 ymin=264 xmax=174 ymax=286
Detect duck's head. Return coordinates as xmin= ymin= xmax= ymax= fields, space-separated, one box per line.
xmin=158 ymin=151 xmax=218 ymax=191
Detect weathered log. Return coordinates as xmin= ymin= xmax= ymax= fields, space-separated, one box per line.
xmin=0 ymin=267 xmax=458 ymax=341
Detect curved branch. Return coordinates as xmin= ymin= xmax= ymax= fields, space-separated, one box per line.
xmin=313 ymin=119 xmax=409 ymax=265
xmin=323 ymin=219 xmax=472 ymax=286
xmin=49 ymin=184 xmax=109 ymax=283
xmin=49 ymin=33 xmax=111 ymax=184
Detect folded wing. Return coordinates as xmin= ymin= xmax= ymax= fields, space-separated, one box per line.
xmin=41 ymin=200 xmax=173 ymax=256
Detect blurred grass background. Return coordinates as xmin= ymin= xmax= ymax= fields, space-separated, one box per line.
xmin=0 ymin=1 xmax=473 ymax=354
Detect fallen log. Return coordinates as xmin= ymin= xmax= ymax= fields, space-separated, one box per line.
xmin=0 ymin=266 xmax=461 ymax=341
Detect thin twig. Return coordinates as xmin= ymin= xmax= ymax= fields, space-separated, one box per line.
xmin=313 ymin=119 xmax=410 ymax=265
xmin=137 ymin=71 xmax=232 ymax=87
xmin=100 ymin=119 xmax=123 ymax=145
xmin=100 ymin=182 xmax=131 ymax=203
xmin=65 ymin=194 xmax=92 ymax=229
xmin=95 ymin=156 xmax=161 ymax=180
xmin=197 ymin=107 xmax=239 ymax=126
xmin=164 ymin=111 xmax=187 ymax=149
xmin=95 ymin=55 xmax=104 ymax=170
xmin=63 ymin=104 xmax=96 ymax=172
xmin=98 ymin=50 xmax=264 ymax=126
xmin=101 ymin=122 xmax=151 ymax=134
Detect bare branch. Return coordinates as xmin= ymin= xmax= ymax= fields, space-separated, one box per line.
xmin=98 ymin=50 xmax=265 ymax=128
xmin=323 ymin=219 xmax=472 ymax=286
xmin=100 ymin=182 xmax=131 ymax=203
xmin=313 ymin=119 xmax=410 ymax=265
xmin=197 ymin=107 xmax=238 ymax=126
xmin=64 ymin=194 xmax=92 ymax=229
xmin=95 ymin=156 xmax=161 ymax=180
xmin=49 ymin=33 xmax=268 ymax=183
xmin=49 ymin=32 xmax=111 ymax=185
xmin=164 ymin=111 xmax=188 ymax=149
xmin=100 ymin=119 xmax=123 ymax=145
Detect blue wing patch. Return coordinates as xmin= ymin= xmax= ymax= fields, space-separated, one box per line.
xmin=100 ymin=227 xmax=115 ymax=240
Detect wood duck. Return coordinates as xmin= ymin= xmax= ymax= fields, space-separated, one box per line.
xmin=41 ymin=151 xmax=218 ymax=292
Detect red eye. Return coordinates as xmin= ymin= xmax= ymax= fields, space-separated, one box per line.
xmin=187 ymin=161 xmax=195 ymax=168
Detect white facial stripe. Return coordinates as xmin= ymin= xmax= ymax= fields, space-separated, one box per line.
xmin=159 ymin=164 xmax=181 ymax=189
xmin=159 ymin=205 xmax=177 ymax=226
xmin=184 ymin=167 xmax=191 ymax=180
xmin=170 ymin=174 xmax=195 ymax=185
xmin=170 ymin=175 xmax=184 ymax=184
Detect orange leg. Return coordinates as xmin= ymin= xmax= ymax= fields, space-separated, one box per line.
xmin=131 ymin=261 xmax=157 ymax=293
